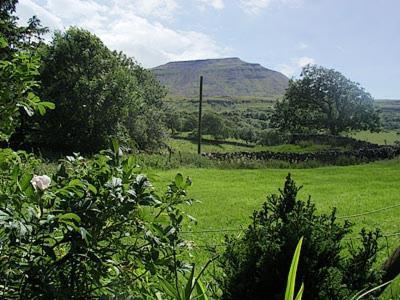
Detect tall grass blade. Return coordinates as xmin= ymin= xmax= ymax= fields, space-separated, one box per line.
xmin=294 ymin=283 xmax=304 ymax=300
xmin=285 ymin=237 xmax=304 ymax=300
xmin=350 ymin=280 xmax=393 ymax=300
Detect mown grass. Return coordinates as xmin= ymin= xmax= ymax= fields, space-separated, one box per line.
xmin=150 ymin=158 xmax=400 ymax=298
xmin=349 ymin=130 xmax=400 ymax=145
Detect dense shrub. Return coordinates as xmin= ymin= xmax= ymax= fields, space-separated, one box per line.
xmin=235 ymin=127 xmax=258 ymax=144
xmin=217 ymin=175 xmax=382 ymax=300
xmin=0 ymin=142 xmax=195 ymax=298
xmin=202 ymin=112 xmax=230 ymax=140
xmin=181 ymin=113 xmax=198 ymax=132
xmin=257 ymin=130 xmax=288 ymax=146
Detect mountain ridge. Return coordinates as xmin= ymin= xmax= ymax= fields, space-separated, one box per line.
xmin=151 ymin=57 xmax=289 ymax=100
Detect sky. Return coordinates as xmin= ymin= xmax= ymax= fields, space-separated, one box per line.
xmin=17 ymin=0 xmax=400 ymax=99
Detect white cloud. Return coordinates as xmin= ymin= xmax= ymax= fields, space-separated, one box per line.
xmin=278 ymin=56 xmax=315 ymax=77
xmin=197 ymin=0 xmax=225 ymax=10
xmin=296 ymin=56 xmax=315 ymax=68
xmin=16 ymin=0 xmax=230 ymax=67
xmin=240 ymin=0 xmax=302 ymax=15
xmin=16 ymin=0 xmax=63 ymax=29
xmin=278 ymin=64 xmax=296 ymax=77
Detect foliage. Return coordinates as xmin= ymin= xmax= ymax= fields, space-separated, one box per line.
xmin=23 ymin=28 xmax=166 ymax=153
xmin=117 ymin=52 xmax=167 ymax=150
xmin=217 ymin=174 xmax=382 ymax=300
xmin=165 ymin=107 xmax=184 ymax=134
xmin=158 ymin=262 xmax=213 ymax=300
xmin=257 ymin=130 xmax=288 ymax=146
xmin=125 ymin=107 xmax=167 ymax=151
xmin=0 ymin=2 xmax=52 ymax=142
xmin=0 ymin=35 xmax=54 ymax=142
xmin=181 ymin=113 xmax=198 ymax=132
xmin=0 ymin=0 xmax=48 ymax=59
xmin=202 ymin=112 xmax=230 ymax=140
xmin=271 ymin=65 xmax=381 ymax=135
xmin=284 ymin=237 xmax=304 ymax=300
xmin=235 ymin=127 xmax=258 ymax=144
xmin=0 ymin=142 xmax=195 ymax=298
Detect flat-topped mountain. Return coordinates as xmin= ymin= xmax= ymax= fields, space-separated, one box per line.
xmin=151 ymin=57 xmax=289 ymax=100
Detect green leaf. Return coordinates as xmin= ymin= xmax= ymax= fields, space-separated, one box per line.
xmin=294 ymin=283 xmax=304 ymax=300
xmin=69 ymin=179 xmax=85 ymax=187
xmin=37 ymin=104 xmax=46 ymax=116
xmin=18 ymin=173 xmax=33 ymax=192
xmin=158 ymin=278 xmax=179 ymax=299
xmin=350 ymin=280 xmax=393 ymax=300
xmin=285 ymin=237 xmax=303 ymax=300
xmin=79 ymin=227 xmax=91 ymax=244
xmin=41 ymin=101 xmax=55 ymax=109
xmin=175 ymin=173 xmax=184 ymax=188
xmin=111 ymin=139 xmax=120 ymax=156
xmin=87 ymin=183 xmax=97 ymax=194
xmin=194 ymin=280 xmax=209 ymax=300
xmin=184 ymin=264 xmax=195 ymax=299
xmin=59 ymin=212 xmax=81 ymax=223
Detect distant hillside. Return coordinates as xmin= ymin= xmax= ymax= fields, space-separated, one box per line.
xmin=151 ymin=57 xmax=289 ymax=100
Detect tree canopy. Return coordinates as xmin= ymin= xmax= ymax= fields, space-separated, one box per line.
xmin=27 ymin=28 xmax=166 ymax=152
xmin=270 ymin=65 xmax=380 ymax=135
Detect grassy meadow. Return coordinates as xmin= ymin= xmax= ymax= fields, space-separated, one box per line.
xmin=349 ymin=130 xmax=400 ymax=145
xmin=149 ymin=158 xmax=400 ymax=297
xmin=151 ymin=158 xmax=400 ymax=254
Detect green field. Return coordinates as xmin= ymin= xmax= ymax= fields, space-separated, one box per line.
xmin=151 ymin=158 xmax=400 ymax=297
xmin=349 ymin=130 xmax=400 ymax=145
xmin=167 ymin=137 xmax=337 ymax=153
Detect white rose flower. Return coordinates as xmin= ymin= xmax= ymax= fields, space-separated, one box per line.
xmin=31 ymin=175 xmax=51 ymax=191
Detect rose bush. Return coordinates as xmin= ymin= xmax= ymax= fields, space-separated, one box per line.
xmin=0 ymin=142 xmax=196 ymax=298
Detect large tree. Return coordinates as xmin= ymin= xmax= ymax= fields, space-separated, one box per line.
xmin=29 ymin=28 xmax=166 ymax=152
xmin=270 ymin=65 xmax=380 ymax=135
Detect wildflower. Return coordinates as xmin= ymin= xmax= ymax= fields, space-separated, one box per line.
xmin=31 ymin=175 xmax=51 ymax=191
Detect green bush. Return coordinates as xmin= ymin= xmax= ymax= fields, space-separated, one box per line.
xmin=0 ymin=142 xmax=194 ymax=298
xmin=217 ymin=175 xmax=382 ymax=300
xmin=257 ymin=130 xmax=288 ymax=146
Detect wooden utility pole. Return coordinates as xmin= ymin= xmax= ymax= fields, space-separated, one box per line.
xmin=197 ymin=76 xmax=203 ymax=154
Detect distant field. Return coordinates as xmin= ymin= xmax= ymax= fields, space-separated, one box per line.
xmin=349 ymin=130 xmax=400 ymax=145
xmin=164 ymin=97 xmax=275 ymax=113
xmin=167 ymin=137 xmax=337 ymax=153
xmin=151 ymin=159 xmax=400 ymax=297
